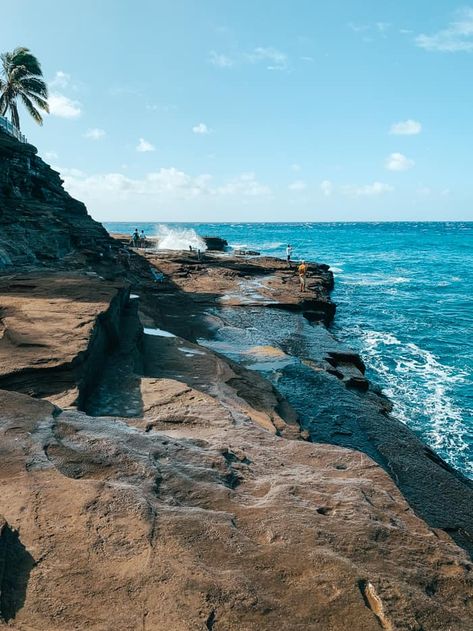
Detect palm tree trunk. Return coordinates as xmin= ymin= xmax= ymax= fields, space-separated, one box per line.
xmin=11 ymin=102 xmax=20 ymax=130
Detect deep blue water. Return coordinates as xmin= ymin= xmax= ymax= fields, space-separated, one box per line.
xmin=105 ymin=221 xmax=473 ymax=478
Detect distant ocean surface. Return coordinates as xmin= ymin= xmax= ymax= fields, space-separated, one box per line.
xmin=105 ymin=221 xmax=473 ymax=478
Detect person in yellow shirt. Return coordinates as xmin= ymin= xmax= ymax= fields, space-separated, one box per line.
xmin=298 ymin=261 xmax=308 ymax=292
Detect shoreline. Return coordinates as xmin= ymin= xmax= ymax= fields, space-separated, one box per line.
xmin=1 ymin=129 xmax=473 ymax=629
xmin=119 ymin=246 xmax=473 ymax=548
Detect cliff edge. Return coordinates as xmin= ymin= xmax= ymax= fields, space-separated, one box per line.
xmin=0 ymin=129 xmax=112 ymax=267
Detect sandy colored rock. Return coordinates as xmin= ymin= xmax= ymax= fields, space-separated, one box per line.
xmin=1 ymin=389 xmax=473 ymax=631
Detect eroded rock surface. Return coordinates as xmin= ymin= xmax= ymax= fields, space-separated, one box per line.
xmin=1 ymin=131 xmax=473 ymax=630
xmin=2 ymin=389 xmax=473 ymax=631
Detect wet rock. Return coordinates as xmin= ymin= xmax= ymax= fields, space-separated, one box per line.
xmin=346 ymin=376 xmax=370 ymax=392
xmin=326 ymin=351 xmax=366 ymax=374
xmin=203 ymin=236 xmax=228 ymax=251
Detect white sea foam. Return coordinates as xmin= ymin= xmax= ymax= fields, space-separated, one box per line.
xmin=329 ymin=266 xmax=344 ymax=274
xmin=357 ymin=329 xmax=471 ymax=475
xmin=343 ymin=275 xmax=409 ymax=287
xmin=178 ymin=347 xmax=206 ymax=356
xmin=155 ymin=225 xmax=207 ymax=251
xmin=143 ymin=327 xmax=176 ymax=338
xmin=262 ymin=241 xmax=284 ymax=249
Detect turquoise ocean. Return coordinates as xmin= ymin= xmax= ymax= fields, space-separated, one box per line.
xmin=105 ymin=221 xmax=473 ymax=479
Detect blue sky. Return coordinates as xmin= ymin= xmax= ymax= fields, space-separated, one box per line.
xmin=2 ymin=0 xmax=473 ymax=221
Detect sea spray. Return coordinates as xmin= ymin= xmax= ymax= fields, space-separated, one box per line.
xmin=155 ymin=225 xmax=207 ymax=251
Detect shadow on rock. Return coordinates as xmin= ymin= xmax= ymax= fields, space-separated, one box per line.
xmin=0 ymin=520 xmax=35 ymax=623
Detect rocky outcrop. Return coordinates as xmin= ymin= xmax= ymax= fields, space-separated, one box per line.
xmin=143 ymin=252 xmax=337 ymax=325
xmin=0 ymin=271 xmax=130 ymax=407
xmin=0 ymin=129 xmax=113 ymax=267
xmin=203 ymin=236 xmax=228 ymax=251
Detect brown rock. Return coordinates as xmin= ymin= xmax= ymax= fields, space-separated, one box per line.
xmin=1 ymin=389 xmax=473 ymax=630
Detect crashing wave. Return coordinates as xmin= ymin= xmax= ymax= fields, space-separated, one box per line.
xmin=155 ymin=225 xmax=207 ymax=251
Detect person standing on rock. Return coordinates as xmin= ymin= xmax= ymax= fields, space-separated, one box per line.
xmin=140 ymin=230 xmax=146 ymax=248
xmin=298 ymin=261 xmax=308 ymax=292
xmin=131 ymin=228 xmax=139 ymax=248
xmin=286 ymin=244 xmax=293 ymax=267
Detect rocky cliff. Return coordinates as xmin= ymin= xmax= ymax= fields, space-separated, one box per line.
xmin=0 ymin=129 xmax=112 ymax=267
xmin=0 ymin=131 xmax=472 ymax=631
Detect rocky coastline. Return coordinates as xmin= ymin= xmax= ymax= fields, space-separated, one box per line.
xmin=1 ymin=128 xmax=473 ymax=630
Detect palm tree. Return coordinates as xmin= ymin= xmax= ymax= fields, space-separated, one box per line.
xmin=0 ymin=47 xmax=49 ymax=130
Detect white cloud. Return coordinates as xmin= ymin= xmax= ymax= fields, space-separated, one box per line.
xmin=290 ymin=163 xmax=301 ymax=172
xmin=136 ymin=138 xmax=155 ymax=152
xmin=60 ymin=168 xmax=270 ymax=203
xmin=44 ymin=151 xmax=58 ymax=161
xmin=209 ymin=46 xmax=289 ymax=71
xmin=62 ymin=168 xmax=209 ymax=200
xmin=390 ymin=119 xmax=422 ymax=135
xmin=416 ymin=7 xmax=473 ymax=52
xmin=345 ymin=182 xmax=394 ymax=197
xmin=48 ymin=93 xmax=82 ymax=118
xmin=209 ymin=51 xmax=233 ymax=68
xmin=217 ymin=172 xmax=271 ymax=196
xmin=289 ymin=180 xmax=307 ymax=191
xmin=385 ymin=152 xmax=415 ymax=171
xmin=246 ymin=47 xmax=288 ymax=70
xmin=320 ymin=180 xmax=333 ymax=197
xmin=348 ymin=22 xmax=390 ymax=36
xmin=192 ymin=123 xmax=210 ymax=135
xmin=49 ymin=71 xmax=71 ymax=89
xmin=84 ymin=128 xmax=106 ymax=140
xmin=59 ymin=167 xmax=87 ymax=178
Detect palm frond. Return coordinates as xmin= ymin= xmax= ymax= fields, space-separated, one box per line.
xmin=20 ymin=93 xmax=43 ymax=125
xmin=19 ymin=76 xmax=48 ymax=98
xmin=26 ymin=92 xmax=49 ymax=113
xmin=10 ymin=47 xmax=42 ymax=76
xmin=1 ymin=52 xmax=13 ymax=74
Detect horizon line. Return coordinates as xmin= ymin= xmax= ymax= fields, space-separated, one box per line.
xmin=100 ymin=219 xmax=473 ymax=224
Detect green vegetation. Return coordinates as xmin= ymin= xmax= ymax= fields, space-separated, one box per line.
xmin=0 ymin=47 xmax=48 ymax=130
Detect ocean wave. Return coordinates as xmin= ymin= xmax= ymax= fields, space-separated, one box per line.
xmin=229 ymin=243 xmax=248 ymax=250
xmin=357 ymin=329 xmax=471 ymax=476
xmin=343 ymin=275 xmax=410 ymax=287
xmin=155 ymin=225 xmax=207 ymax=251
xmin=261 ymin=241 xmax=284 ymax=250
